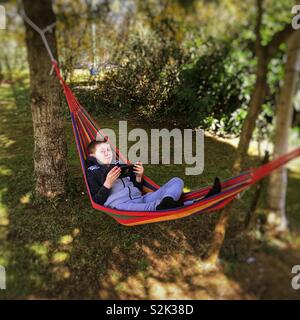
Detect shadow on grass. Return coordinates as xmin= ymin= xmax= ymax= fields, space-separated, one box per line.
xmin=1 ymin=81 xmax=300 ymax=299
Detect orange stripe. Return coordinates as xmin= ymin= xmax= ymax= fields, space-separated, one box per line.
xmin=122 ymin=185 xmax=247 ymax=226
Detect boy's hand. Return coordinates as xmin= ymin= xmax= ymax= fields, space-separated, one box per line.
xmin=104 ymin=166 xmax=121 ymax=189
xmin=133 ymin=161 xmax=144 ymax=181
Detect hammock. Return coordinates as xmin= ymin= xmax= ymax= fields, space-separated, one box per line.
xmin=51 ymin=61 xmax=300 ymax=226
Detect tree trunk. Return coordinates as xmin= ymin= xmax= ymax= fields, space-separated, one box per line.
xmin=23 ymin=0 xmax=67 ymax=198
xmin=204 ymin=54 xmax=268 ymax=265
xmin=244 ymin=150 xmax=269 ymax=230
xmin=233 ymin=53 xmax=269 ymax=172
xmin=203 ymin=203 xmax=233 ymax=266
xmin=266 ymin=30 xmax=300 ymax=234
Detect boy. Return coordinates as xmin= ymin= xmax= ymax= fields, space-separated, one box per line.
xmin=86 ymin=139 xmax=221 ymax=211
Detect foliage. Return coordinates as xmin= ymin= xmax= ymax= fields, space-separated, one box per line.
xmin=77 ymin=34 xmax=254 ymax=135
xmin=2 ymin=0 xmax=296 ymax=137
xmin=167 ymin=39 xmax=249 ymax=129
xmin=101 ymin=31 xmax=185 ymax=116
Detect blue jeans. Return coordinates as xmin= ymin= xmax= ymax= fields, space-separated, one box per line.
xmin=114 ymin=177 xmax=192 ymax=211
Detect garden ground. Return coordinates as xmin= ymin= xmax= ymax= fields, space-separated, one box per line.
xmin=0 ymin=81 xmax=300 ymax=299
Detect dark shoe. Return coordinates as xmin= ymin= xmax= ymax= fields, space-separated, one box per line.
xmin=156 ymin=196 xmax=183 ymax=210
xmin=203 ymin=177 xmax=222 ymax=199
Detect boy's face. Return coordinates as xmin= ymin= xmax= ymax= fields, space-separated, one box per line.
xmin=94 ymin=143 xmax=113 ymax=164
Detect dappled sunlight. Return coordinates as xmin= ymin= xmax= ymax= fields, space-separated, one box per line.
xmin=145 ymin=278 xmax=189 ymax=299
xmin=0 ymin=135 xmax=15 ymax=150
xmin=59 ymin=235 xmax=74 ymax=245
xmin=0 ymin=205 xmax=9 ymax=227
xmin=1 ymin=68 xmax=300 ymax=299
xmin=0 ymin=245 xmax=10 ymax=268
xmin=2 ymin=103 xmax=17 ymax=111
xmin=205 ymin=132 xmax=300 ymax=174
xmin=52 ymin=252 xmax=70 ymax=264
xmin=0 ymin=166 xmax=13 ymax=176
xmin=0 ymin=188 xmax=9 ymax=232
xmin=97 ymin=239 xmax=257 ymax=299
xmin=287 ymin=171 xmax=300 ymax=228
xmin=72 ymin=228 xmax=80 ymax=237
xmin=28 ymin=273 xmax=44 ymax=289
xmin=183 ymin=187 xmax=191 ymax=192
xmin=51 ymin=231 xmax=81 ymax=265
xmin=263 ymin=237 xmax=290 ymax=250
xmin=205 ymin=132 xmax=273 ymax=158
xmin=288 ymin=159 xmax=300 ymax=173
xmin=289 ymin=170 xmax=300 ymax=179
xmin=205 ymin=132 xmax=239 ymax=149
xmin=27 ymin=242 xmax=49 ymax=263
xmin=52 ymin=266 xmax=71 ymax=281
xmin=96 ymin=220 xmax=242 ymax=298
xmin=20 ymin=192 xmax=31 ymax=204
xmin=48 ymin=230 xmax=82 ymax=284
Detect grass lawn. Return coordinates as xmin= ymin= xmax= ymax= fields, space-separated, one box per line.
xmin=0 ymin=80 xmax=300 ymax=299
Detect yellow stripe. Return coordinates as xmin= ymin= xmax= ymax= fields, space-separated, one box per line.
xmin=78 ymin=115 xmax=92 ymax=141
xmin=125 ymin=185 xmax=247 ymax=226
xmin=74 ymin=117 xmax=88 ymax=160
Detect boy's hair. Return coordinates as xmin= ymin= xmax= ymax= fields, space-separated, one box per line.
xmin=87 ymin=138 xmax=108 ymax=154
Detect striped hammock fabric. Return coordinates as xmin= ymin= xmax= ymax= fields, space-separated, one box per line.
xmin=52 ymin=61 xmax=300 ymax=226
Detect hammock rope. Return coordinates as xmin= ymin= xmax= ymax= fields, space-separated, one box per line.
xmin=20 ymin=10 xmax=300 ymax=226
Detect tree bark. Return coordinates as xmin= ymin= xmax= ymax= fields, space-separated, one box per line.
xmin=244 ymin=150 xmax=269 ymax=230
xmin=266 ymin=30 xmax=300 ymax=234
xmin=234 ymin=2 xmax=295 ymax=172
xmin=233 ymin=53 xmax=269 ymax=172
xmin=204 ymin=203 xmax=232 ymax=266
xmin=22 ymin=0 xmax=67 ymax=198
